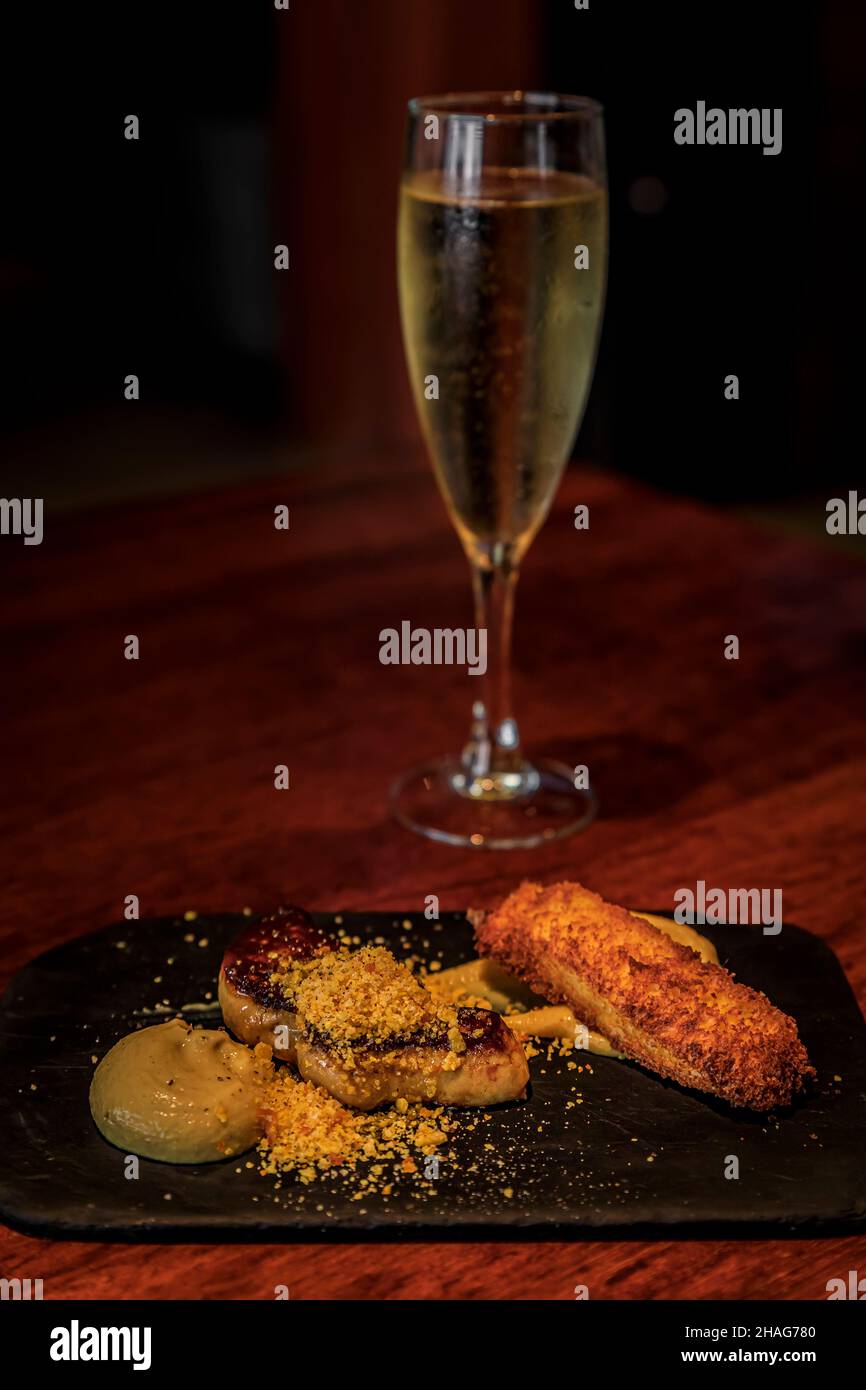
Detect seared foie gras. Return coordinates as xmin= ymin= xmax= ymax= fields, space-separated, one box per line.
xmin=218 ymin=906 xmax=331 ymax=1062
xmin=475 ymin=880 xmax=814 ymax=1112
xmin=292 ymin=944 xmax=529 ymax=1110
xmin=296 ymin=1007 xmax=529 ymax=1110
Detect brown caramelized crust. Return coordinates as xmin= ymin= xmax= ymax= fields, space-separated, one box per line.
xmin=295 ymin=1007 xmax=529 ymax=1110
xmin=219 ymin=906 xmax=332 ymax=1060
xmin=303 ymin=1005 xmax=505 ymax=1057
xmin=221 ymin=906 xmax=331 ymax=1009
xmin=475 ymin=881 xmax=814 ymax=1111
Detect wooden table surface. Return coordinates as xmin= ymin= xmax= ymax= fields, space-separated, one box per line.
xmin=3 ymin=451 xmax=866 ymax=1300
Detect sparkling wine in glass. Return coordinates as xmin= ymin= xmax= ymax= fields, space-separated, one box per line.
xmin=393 ymin=91 xmax=607 ymax=849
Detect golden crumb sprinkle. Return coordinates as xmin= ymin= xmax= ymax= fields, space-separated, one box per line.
xmin=258 ymin=1070 xmax=459 ymax=1189
xmin=293 ymin=945 xmax=458 ymax=1049
xmin=260 ymin=1073 xmax=365 ymax=1177
xmin=267 ymin=953 xmax=328 ymax=1006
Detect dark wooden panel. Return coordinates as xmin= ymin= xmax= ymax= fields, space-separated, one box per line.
xmin=274 ymin=1 xmax=544 ymax=448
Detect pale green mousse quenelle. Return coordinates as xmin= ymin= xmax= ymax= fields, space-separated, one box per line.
xmin=89 ymin=1017 xmax=271 ymax=1163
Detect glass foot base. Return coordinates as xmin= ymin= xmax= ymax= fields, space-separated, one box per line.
xmin=390 ymin=755 xmax=597 ymax=850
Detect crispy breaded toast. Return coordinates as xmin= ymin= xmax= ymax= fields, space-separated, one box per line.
xmin=474 ymin=881 xmax=814 ymax=1111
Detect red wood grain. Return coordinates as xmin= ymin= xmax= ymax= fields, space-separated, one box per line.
xmin=1 ymin=451 xmax=865 ymax=1299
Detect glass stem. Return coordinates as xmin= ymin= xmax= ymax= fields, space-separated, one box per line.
xmin=460 ymin=550 xmax=532 ymax=793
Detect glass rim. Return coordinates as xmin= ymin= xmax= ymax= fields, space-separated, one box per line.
xmin=407 ymin=89 xmax=603 ymax=123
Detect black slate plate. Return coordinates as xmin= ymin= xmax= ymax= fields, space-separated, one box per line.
xmin=0 ymin=910 xmax=864 ymax=1241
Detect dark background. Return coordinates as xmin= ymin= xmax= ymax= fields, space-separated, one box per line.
xmin=2 ymin=0 xmax=859 ymax=511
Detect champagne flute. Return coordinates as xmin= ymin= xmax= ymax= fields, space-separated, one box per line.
xmin=393 ymin=91 xmax=607 ymax=849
